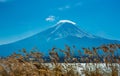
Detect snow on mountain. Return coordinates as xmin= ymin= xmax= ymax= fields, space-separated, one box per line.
xmin=47 ymin=20 xmax=96 ymax=41
xmin=56 ymin=20 xmax=76 ymax=25
xmin=0 ymin=20 xmax=120 ymax=56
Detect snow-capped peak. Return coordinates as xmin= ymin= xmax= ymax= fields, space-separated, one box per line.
xmin=57 ymin=20 xmax=76 ymax=25
xmin=46 ymin=20 xmax=96 ymax=41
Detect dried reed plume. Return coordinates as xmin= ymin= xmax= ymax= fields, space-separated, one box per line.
xmin=0 ymin=43 xmax=120 ymax=76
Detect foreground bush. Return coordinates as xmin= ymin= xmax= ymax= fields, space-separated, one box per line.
xmin=0 ymin=44 xmax=120 ymax=76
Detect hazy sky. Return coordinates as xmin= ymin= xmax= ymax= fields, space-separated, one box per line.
xmin=0 ymin=0 xmax=120 ymax=45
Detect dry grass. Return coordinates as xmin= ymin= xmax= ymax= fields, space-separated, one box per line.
xmin=0 ymin=44 xmax=120 ymax=76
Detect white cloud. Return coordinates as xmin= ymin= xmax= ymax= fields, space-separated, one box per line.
xmin=45 ymin=16 xmax=56 ymax=22
xmin=58 ymin=2 xmax=82 ymax=11
xmin=58 ymin=5 xmax=71 ymax=11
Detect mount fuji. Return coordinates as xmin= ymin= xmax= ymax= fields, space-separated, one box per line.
xmin=0 ymin=20 xmax=120 ymax=56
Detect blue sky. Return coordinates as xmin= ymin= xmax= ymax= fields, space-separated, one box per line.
xmin=0 ymin=0 xmax=120 ymax=45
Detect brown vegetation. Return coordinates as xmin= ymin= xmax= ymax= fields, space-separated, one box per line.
xmin=0 ymin=44 xmax=120 ymax=76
